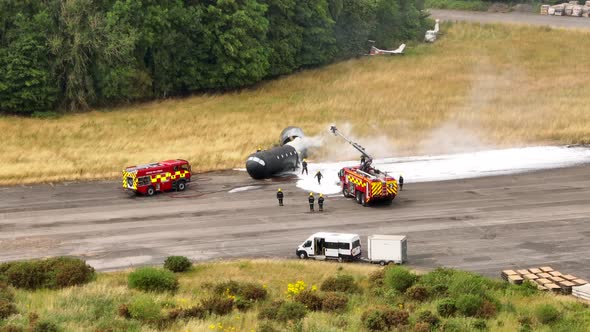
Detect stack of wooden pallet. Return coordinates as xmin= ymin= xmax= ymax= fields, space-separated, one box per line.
xmin=572 ymin=284 xmax=590 ymax=301
xmin=501 ymin=266 xmax=588 ymax=296
xmin=542 ymin=1 xmax=590 ymax=17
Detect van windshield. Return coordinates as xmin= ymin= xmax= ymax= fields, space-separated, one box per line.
xmin=352 ymin=240 xmax=360 ymax=248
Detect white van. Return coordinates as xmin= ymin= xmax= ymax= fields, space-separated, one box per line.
xmin=296 ymin=232 xmax=362 ymax=262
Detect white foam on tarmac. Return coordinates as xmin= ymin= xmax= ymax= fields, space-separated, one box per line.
xmin=229 ymin=186 xmax=261 ymax=193
xmin=295 ymin=146 xmax=590 ymax=195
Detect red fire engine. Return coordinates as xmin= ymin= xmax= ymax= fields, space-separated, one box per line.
xmin=330 ymin=126 xmax=398 ymax=206
xmin=122 ymin=159 xmax=192 ymax=196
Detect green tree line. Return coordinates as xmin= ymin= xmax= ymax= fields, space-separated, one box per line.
xmin=0 ymin=0 xmax=431 ymax=115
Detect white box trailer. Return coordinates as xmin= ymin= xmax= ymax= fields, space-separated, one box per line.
xmin=367 ymin=234 xmax=407 ymax=265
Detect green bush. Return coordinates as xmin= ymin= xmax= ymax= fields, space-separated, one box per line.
xmin=258 ymin=321 xmax=279 ymax=332
xmin=276 ymin=302 xmax=307 ymax=322
xmin=320 ymin=275 xmax=360 ymax=293
xmin=128 ymin=267 xmax=178 ymax=293
xmin=384 ymin=266 xmax=417 ymax=293
xmin=535 ymin=304 xmax=560 ymax=324
xmin=437 ymin=298 xmax=457 ymax=317
xmin=473 ymin=319 xmax=487 ymax=330
xmin=478 ymin=300 xmax=498 ymax=319
xmin=0 ymin=299 xmax=18 ymax=319
xmin=294 ymin=290 xmax=322 ymax=311
xmin=362 ymin=308 xmax=409 ymax=331
xmin=32 ymin=320 xmax=60 ymax=332
xmin=201 ymin=296 xmax=234 ymax=316
xmin=368 ymin=269 xmax=386 ymax=287
xmin=321 ymin=292 xmax=348 ymax=312
xmin=416 ymin=310 xmax=440 ymax=327
xmin=0 ymin=257 xmax=94 ymax=290
xmin=214 ymin=280 xmax=267 ymax=301
xmin=258 ymin=300 xmax=284 ymax=320
xmin=128 ymin=296 xmax=162 ymax=323
xmin=50 ymin=257 xmax=95 ymax=288
xmin=456 ymin=294 xmax=484 ymax=317
xmin=163 ymin=256 xmax=192 ymax=273
xmin=406 ymin=285 xmax=429 ymax=302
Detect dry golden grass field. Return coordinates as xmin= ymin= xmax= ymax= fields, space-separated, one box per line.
xmin=3 ymin=259 xmax=589 ymax=332
xmin=1 ymin=23 xmax=590 ymax=184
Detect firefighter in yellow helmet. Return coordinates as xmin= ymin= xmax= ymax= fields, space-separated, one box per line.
xmin=256 ymin=146 xmax=262 ymax=152
xmin=277 ymin=188 xmax=284 ymax=206
xmin=308 ymin=192 xmax=314 ymax=211
xmin=318 ymin=193 xmax=325 ymax=212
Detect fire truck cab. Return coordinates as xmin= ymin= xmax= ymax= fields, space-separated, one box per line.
xmin=122 ymin=159 xmax=191 ymax=196
xmin=338 ymin=166 xmax=398 ymax=206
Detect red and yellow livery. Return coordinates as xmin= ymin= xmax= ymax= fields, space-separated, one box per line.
xmin=122 ymin=159 xmax=191 ymax=196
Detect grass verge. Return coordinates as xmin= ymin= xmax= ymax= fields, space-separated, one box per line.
xmin=426 ymin=0 xmax=490 ymax=11
xmin=1 ymin=259 xmax=589 ymax=331
xmin=1 ymin=23 xmax=590 ymax=185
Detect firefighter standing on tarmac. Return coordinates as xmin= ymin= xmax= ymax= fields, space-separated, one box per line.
xmin=301 ymin=159 xmax=308 ymax=175
xmin=308 ymin=192 xmax=315 ymax=211
xmin=277 ymin=188 xmax=284 ymax=206
xmin=318 ymin=194 xmax=325 ymax=211
xmin=399 ymin=175 xmax=404 ymax=191
xmin=314 ymin=170 xmax=323 ymax=185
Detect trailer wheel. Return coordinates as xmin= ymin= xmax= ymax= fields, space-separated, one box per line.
xmin=338 ymin=256 xmax=344 ymax=263
xmin=379 ymin=260 xmax=386 ymax=266
xmin=177 ymin=180 xmax=186 ymax=191
xmin=146 ymin=186 xmax=155 ymax=196
xmin=298 ymin=251 xmax=308 ymax=259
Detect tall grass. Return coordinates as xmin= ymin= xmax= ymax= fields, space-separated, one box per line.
xmin=1 ymin=23 xmax=590 ymax=184
xmin=426 ymin=0 xmax=489 ymax=11
xmin=1 ymin=260 xmax=589 ymax=332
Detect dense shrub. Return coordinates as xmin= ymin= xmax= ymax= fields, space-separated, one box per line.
xmin=128 ymin=296 xmax=162 ymax=323
xmin=201 ymin=297 xmax=234 ymax=316
xmin=412 ymin=322 xmax=430 ymax=332
xmin=118 ymin=304 xmax=131 ymax=318
xmin=128 ymin=268 xmax=178 ymax=293
xmin=321 ymin=292 xmax=348 ymax=312
xmin=320 ymin=275 xmax=360 ymax=293
xmin=456 ymin=294 xmax=484 ymax=317
xmin=258 ymin=300 xmax=284 ymax=320
xmin=32 ymin=320 xmax=60 ymax=332
xmin=294 ymin=290 xmax=322 ymax=311
xmin=406 ymin=285 xmax=429 ymax=302
xmin=0 ymin=257 xmax=94 ymax=290
xmin=384 ymin=266 xmax=417 ymax=293
xmin=163 ymin=256 xmax=192 ymax=273
xmin=276 ymin=302 xmax=307 ymax=322
xmin=258 ymin=321 xmax=279 ymax=332
xmin=362 ymin=308 xmax=409 ymax=331
xmin=368 ymin=269 xmax=386 ymax=287
xmin=214 ymin=281 xmax=267 ymax=301
xmin=535 ymin=304 xmax=560 ymax=324
xmin=473 ymin=319 xmax=487 ymax=330
xmin=437 ymin=298 xmax=457 ymax=317
xmin=0 ymin=299 xmax=18 ymax=319
xmin=477 ymin=300 xmax=498 ymax=319
xmin=417 ymin=310 xmax=440 ymax=327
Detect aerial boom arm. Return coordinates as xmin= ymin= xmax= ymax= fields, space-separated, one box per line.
xmin=329 ymin=126 xmax=373 ymax=163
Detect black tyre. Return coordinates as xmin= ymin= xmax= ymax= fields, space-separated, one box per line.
xmin=379 ymin=260 xmax=386 ymax=266
xmin=177 ymin=180 xmax=187 ymax=191
xmin=298 ymin=251 xmax=308 ymax=259
xmin=146 ymin=186 xmax=155 ymax=196
xmin=355 ymin=191 xmax=362 ymax=204
xmin=338 ymin=256 xmax=344 ymax=263
xmin=361 ymin=194 xmax=367 ymax=207
xmin=343 ymin=187 xmax=350 ymax=198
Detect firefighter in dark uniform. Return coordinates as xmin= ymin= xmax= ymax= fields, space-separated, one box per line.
xmin=318 ymin=193 xmax=325 ymax=211
xmin=277 ymin=188 xmax=284 ymax=206
xmin=308 ymin=192 xmax=314 ymax=211
xmin=360 ymin=155 xmax=366 ymax=165
xmin=399 ymin=174 xmax=404 ymax=191
xmin=301 ymin=159 xmax=308 ymax=175
xmin=314 ymin=170 xmax=323 ymax=185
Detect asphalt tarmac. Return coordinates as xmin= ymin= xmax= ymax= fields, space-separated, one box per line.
xmin=1 ymin=166 xmax=589 ymax=279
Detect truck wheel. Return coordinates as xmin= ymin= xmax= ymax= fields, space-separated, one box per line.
xmin=361 ymin=195 xmax=367 ymax=207
xmin=343 ymin=187 xmax=349 ymax=198
xmin=355 ymin=191 xmax=362 ymax=204
xmin=177 ymin=180 xmax=186 ymax=191
xmin=146 ymin=186 xmax=155 ymax=196
xmin=298 ymin=251 xmax=308 ymax=259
